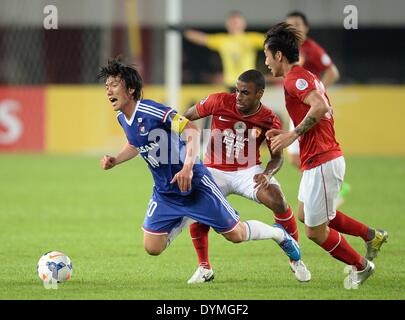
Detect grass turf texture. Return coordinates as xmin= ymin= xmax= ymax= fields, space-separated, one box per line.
xmin=0 ymin=154 xmax=404 ymax=300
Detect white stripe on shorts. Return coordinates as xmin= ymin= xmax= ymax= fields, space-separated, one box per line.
xmin=201 ymin=175 xmax=239 ymax=222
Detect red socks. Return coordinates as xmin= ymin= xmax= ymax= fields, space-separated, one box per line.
xmin=274 ymin=207 xmax=298 ymax=242
xmin=190 ymin=222 xmax=211 ymax=269
xmin=329 ymin=210 xmax=371 ymax=241
xmin=321 ymin=228 xmax=365 ymax=270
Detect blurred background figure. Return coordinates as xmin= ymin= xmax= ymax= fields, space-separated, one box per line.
xmin=286 ymin=11 xmax=340 ymax=87
xmin=184 ymin=11 xmax=263 ymax=93
xmin=183 ymin=10 xmax=264 ymax=150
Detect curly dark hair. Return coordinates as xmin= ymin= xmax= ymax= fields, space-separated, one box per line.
xmin=238 ymin=69 xmax=265 ymax=91
xmin=98 ymin=58 xmax=143 ymax=101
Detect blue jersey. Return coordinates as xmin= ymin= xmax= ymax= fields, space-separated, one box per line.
xmin=117 ymin=99 xmax=207 ymax=196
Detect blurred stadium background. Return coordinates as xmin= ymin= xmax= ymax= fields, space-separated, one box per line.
xmin=1 ymin=0 xmax=404 ymax=155
xmin=1 ymin=0 xmax=405 ymax=300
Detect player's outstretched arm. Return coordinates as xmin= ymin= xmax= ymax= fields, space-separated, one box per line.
xmin=322 ymin=64 xmax=340 ymax=87
xmin=184 ymin=29 xmax=208 ymax=46
xmin=183 ymin=105 xmax=202 ymax=121
xmin=100 ymin=142 xmax=139 ymax=170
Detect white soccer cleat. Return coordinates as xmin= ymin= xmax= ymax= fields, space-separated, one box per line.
xmin=344 ymin=260 xmax=375 ymax=289
xmin=187 ymin=266 xmax=215 ymax=284
xmin=290 ymin=259 xmax=311 ymax=282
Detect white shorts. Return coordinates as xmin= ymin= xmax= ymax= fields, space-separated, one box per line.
xmin=208 ymin=165 xmax=280 ymax=203
xmin=298 ymin=156 xmax=345 ymax=227
xmin=287 ymin=119 xmax=300 ymax=155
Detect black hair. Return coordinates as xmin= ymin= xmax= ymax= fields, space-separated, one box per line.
xmin=287 ymin=11 xmax=309 ymax=27
xmin=97 ymin=58 xmax=143 ymax=101
xmin=238 ymin=69 xmax=265 ymax=91
xmin=264 ymin=22 xmax=302 ymax=64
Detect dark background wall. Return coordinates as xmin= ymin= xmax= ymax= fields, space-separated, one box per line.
xmin=1 ymin=26 xmax=404 ymax=85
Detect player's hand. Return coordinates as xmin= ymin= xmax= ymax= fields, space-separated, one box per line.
xmin=270 ymin=131 xmax=298 ymax=153
xmin=170 ymin=168 xmax=193 ymax=192
xmin=100 ymin=155 xmax=116 ymax=170
xmin=253 ymin=173 xmax=272 ymax=190
xmin=265 ymin=128 xmax=285 ymax=140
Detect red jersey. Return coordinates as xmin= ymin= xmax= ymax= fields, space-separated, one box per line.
xmin=301 ymin=38 xmax=333 ymax=78
xmin=284 ymin=65 xmax=342 ymax=170
xmin=196 ymin=93 xmax=282 ymax=171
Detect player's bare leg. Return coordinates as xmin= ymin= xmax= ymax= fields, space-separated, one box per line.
xmin=257 ymin=186 xmax=311 ymax=282
xmin=256 ymin=184 xmax=298 ymax=239
xmin=144 ymin=217 xmax=195 ymax=256
xmin=143 ymin=233 xmax=168 ymax=256
xmin=297 ymin=201 xmax=305 ymax=223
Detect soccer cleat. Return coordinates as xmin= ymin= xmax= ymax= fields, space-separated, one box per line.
xmin=290 ymin=259 xmax=311 ymax=282
xmin=273 ymin=223 xmax=301 ymax=262
xmin=187 ymin=266 xmax=215 ymax=284
xmin=365 ymin=229 xmax=388 ymax=261
xmin=346 ymin=260 xmax=375 ymax=288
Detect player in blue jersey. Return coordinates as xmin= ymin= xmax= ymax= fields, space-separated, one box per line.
xmin=98 ymin=59 xmax=302 ymax=280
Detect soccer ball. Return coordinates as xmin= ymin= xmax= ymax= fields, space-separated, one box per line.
xmin=37 ymin=251 xmax=73 ymax=283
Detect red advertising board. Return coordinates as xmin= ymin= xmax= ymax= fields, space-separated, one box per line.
xmin=0 ymin=87 xmax=45 ymax=152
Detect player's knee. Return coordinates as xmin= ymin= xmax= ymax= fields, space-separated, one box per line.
xmin=144 ymin=243 xmax=164 ymax=256
xmin=305 ymin=230 xmax=318 ymax=242
xmin=305 ymin=227 xmax=324 ymax=244
xmin=223 ymin=230 xmax=245 ymax=243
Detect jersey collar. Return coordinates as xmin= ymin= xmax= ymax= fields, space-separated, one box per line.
xmin=238 ymin=103 xmax=263 ymax=118
xmin=123 ymin=100 xmax=140 ymax=126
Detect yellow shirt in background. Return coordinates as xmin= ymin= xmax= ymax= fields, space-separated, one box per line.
xmin=206 ymin=32 xmax=264 ymax=87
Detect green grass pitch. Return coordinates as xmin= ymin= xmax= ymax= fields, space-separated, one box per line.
xmin=0 ymin=154 xmax=404 ymax=300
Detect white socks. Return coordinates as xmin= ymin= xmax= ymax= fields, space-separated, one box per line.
xmin=243 ymin=220 xmax=284 ymax=244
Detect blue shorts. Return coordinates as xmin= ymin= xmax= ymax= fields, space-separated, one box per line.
xmin=142 ymin=174 xmax=240 ymax=234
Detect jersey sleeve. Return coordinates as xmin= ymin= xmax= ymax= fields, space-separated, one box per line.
xmin=247 ymin=32 xmax=265 ymax=49
xmin=312 ymin=43 xmax=333 ymax=73
xmin=138 ymin=100 xmax=175 ymax=127
xmin=206 ymin=33 xmax=226 ymax=50
xmin=285 ymin=72 xmax=318 ymax=103
xmin=195 ymin=93 xmax=222 ymax=117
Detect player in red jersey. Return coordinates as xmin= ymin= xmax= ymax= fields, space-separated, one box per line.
xmin=284 ymin=12 xmax=350 ymax=207
xmin=263 ymin=22 xmax=388 ymax=287
xmin=183 ymin=69 xmax=311 ymax=284
xmin=285 ymin=12 xmax=339 ymax=163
